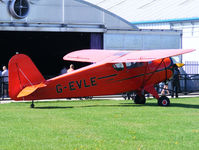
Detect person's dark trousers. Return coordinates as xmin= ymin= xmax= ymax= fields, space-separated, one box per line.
xmin=171 ymin=81 xmax=179 ymax=98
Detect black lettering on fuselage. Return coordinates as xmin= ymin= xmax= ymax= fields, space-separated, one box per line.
xmin=76 ymin=80 xmax=82 ymax=88
xmin=69 ymin=81 xmax=76 ymax=91
xmin=56 ymin=84 xmax=63 ymax=93
xmin=83 ymin=80 xmax=90 ymax=88
xmin=55 ymin=76 xmax=97 ymax=93
xmin=90 ymin=77 xmax=97 ymax=86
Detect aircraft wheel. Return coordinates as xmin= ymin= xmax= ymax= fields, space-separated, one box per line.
xmin=158 ymin=96 xmax=170 ymax=106
xmin=134 ymin=95 xmax=146 ymax=104
xmin=30 ymin=102 xmax=35 ymax=108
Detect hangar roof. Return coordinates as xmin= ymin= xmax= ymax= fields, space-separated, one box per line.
xmin=84 ymin=0 xmax=199 ymax=24
xmin=0 ymin=0 xmax=138 ymax=31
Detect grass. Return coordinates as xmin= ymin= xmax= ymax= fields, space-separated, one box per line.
xmin=0 ymin=97 xmax=199 ymax=150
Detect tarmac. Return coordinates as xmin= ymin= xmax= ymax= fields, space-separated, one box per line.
xmin=1 ymin=92 xmax=199 ymax=104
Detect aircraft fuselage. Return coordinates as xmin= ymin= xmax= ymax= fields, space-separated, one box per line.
xmin=27 ymin=57 xmax=173 ymax=100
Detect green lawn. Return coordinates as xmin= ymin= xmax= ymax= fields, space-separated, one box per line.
xmin=0 ymin=97 xmax=199 ymax=150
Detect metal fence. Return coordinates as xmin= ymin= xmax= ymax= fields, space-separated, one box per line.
xmin=158 ymin=74 xmax=199 ymax=95
xmin=182 ymin=62 xmax=199 ymax=93
xmin=184 ymin=61 xmax=199 ymax=74
xmin=179 ymin=74 xmax=199 ymax=94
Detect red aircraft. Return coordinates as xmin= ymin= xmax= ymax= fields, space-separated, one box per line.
xmin=8 ymin=49 xmax=194 ymax=108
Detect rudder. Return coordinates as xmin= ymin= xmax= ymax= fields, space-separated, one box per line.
xmin=8 ymin=54 xmax=45 ymax=100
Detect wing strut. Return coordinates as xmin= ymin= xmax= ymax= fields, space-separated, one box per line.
xmin=141 ymin=59 xmax=165 ymax=88
xmin=163 ymin=59 xmax=168 ymax=82
xmin=139 ymin=59 xmax=166 ymax=99
xmin=144 ymin=85 xmax=160 ymax=99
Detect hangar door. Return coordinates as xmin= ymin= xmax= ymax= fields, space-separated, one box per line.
xmin=103 ymin=31 xmax=182 ymax=50
xmin=0 ymin=31 xmax=103 ymax=77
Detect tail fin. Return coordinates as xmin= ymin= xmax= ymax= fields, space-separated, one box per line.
xmin=9 ymin=54 xmax=46 ymax=100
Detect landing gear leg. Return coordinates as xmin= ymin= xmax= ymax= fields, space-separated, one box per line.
xmin=30 ymin=100 xmax=35 ymax=108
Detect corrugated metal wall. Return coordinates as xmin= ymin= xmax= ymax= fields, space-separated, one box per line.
xmin=104 ymin=30 xmax=182 ymax=50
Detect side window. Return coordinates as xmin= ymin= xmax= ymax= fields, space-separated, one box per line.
xmin=135 ymin=62 xmax=144 ymax=68
xmin=126 ymin=62 xmax=136 ymax=69
xmin=113 ymin=63 xmax=124 ymax=71
xmin=126 ymin=62 xmax=144 ymax=69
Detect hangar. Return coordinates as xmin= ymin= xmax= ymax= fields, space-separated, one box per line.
xmin=86 ymin=0 xmax=199 ymax=73
xmin=84 ymin=0 xmax=199 ymax=92
xmin=0 ymin=0 xmax=181 ymax=76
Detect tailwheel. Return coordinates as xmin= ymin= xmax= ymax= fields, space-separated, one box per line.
xmin=134 ymin=95 xmax=146 ymax=104
xmin=158 ymin=96 xmax=170 ymax=106
xmin=30 ymin=100 xmax=35 ymax=108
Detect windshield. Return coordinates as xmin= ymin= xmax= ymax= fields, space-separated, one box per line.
xmin=171 ymin=56 xmax=181 ymax=64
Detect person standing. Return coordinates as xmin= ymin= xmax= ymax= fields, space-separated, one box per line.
xmin=171 ymin=65 xmax=180 ymax=98
xmin=60 ymin=66 xmax=67 ymax=75
xmin=161 ymin=81 xmax=170 ymax=96
xmin=0 ymin=69 xmax=2 ymax=98
xmin=67 ymin=64 xmax=75 ymax=73
xmin=2 ymin=66 xmax=8 ymax=97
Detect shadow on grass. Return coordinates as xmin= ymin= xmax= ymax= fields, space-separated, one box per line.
xmin=170 ymin=103 xmax=199 ymax=109
xmin=34 ymin=102 xmax=199 ymax=109
xmin=119 ymin=102 xmax=199 ymax=109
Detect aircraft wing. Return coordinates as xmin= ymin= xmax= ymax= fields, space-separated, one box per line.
xmin=63 ymin=49 xmax=121 ymax=63
xmin=63 ymin=49 xmax=195 ymax=63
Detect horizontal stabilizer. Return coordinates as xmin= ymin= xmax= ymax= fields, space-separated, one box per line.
xmin=17 ymin=83 xmax=47 ymax=98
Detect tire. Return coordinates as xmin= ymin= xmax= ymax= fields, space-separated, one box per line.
xmin=30 ymin=103 xmax=34 ymax=108
xmin=158 ymin=96 xmax=170 ymax=106
xmin=134 ymin=95 xmax=146 ymax=104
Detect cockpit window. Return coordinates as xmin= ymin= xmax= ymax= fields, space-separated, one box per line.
xmin=113 ymin=63 xmax=124 ymax=71
xmin=171 ymin=56 xmax=181 ymax=64
xmin=126 ymin=62 xmax=144 ymax=69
